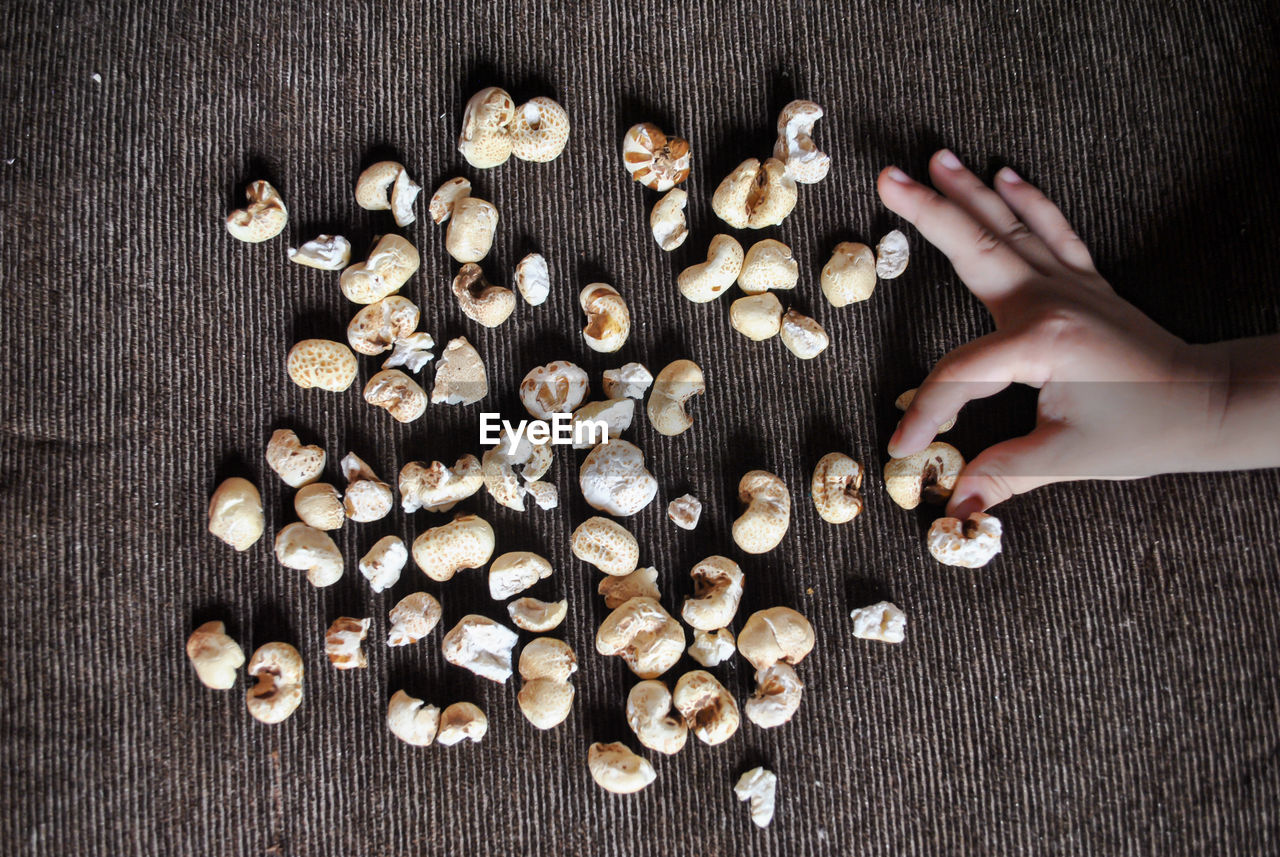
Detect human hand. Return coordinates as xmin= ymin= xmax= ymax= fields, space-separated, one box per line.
xmin=877 ymin=149 xmax=1229 ymax=519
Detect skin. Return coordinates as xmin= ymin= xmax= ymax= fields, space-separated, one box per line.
xmin=878 ymin=150 xmax=1280 ymax=518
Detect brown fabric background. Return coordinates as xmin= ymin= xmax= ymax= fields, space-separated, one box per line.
xmin=2 ymin=1 xmax=1278 ymax=854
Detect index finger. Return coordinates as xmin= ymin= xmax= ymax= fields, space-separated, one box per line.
xmin=877 ymin=165 xmax=1036 ymax=303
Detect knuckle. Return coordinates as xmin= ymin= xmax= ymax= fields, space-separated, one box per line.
xmin=973 ymin=228 xmax=1003 ymax=255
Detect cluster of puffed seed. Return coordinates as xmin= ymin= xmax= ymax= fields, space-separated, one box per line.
xmin=625 ymin=102 xmax=910 ymax=366
xmin=200 ymin=87 xmax=1010 ymax=831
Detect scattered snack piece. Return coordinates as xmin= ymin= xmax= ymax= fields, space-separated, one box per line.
xmin=355 ymin=161 xmax=421 ymax=226
xmin=729 ymin=294 xmax=784 ymax=341
xmin=225 ymin=180 xmax=287 ymax=243
xmin=597 ymin=566 xmax=659 ymax=608
xmin=436 ymin=702 xmax=488 ymax=745
xmin=274 ymin=522 xmax=343 ymax=587
xmin=650 ymin=189 xmax=689 ymax=251
xmin=883 ymin=442 xmax=965 ymax=510
xmin=339 ymin=234 xmax=419 ymax=304
xmin=596 ymin=597 xmax=684 ymax=679
xmin=458 ymin=87 xmax=516 ymax=168
xmin=580 ymin=284 xmax=631 ymax=352
xmin=287 ymin=234 xmax=351 ymax=269
xmin=681 ymin=556 xmax=744 ymax=631
xmin=245 ymin=642 xmax=304 ymax=724
xmin=779 ymin=310 xmax=829 ymax=359
xmin=445 ymin=197 xmax=499 ymax=263
xmin=588 ymin=741 xmax=656 ymax=793
xmin=849 ymin=601 xmax=906 ymax=643
xmin=325 ymin=616 xmax=370 ymax=670
xmin=514 ymin=253 xmax=550 ymax=306
xmin=811 ymin=453 xmax=864 ymax=524
xmin=359 ymin=535 xmax=408 ymax=593
xmin=927 ymin=512 xmax=1003 ymax=568
xmin=488 ymin=551 xmax=553 ymax=600
xmin=648 ymin=360 xmax=704 ymax=435
xmin=572 ymin=517 xmax=640 ymax=576
xmin=429 ymin=177 xmax=471 ymax=224
xmin=382 ymin=332 xmax=435 ymax=373
xmin=399 ymin=456 xmax=483 ymax=514
xmin=185 ymin=621 xmax=245 ymax=689
xmin=294 ymin=483 xmax=344 ymax=530
xmin=387 ymin=690 xmax=440 ymax=747
xmin=673 ymin=670 xmax=740 ymax=745
xmin=340 ymin=452 xmax=394 ymax=522
xmin=744 ymin=663 xmax=804 ymax=728
xmin=286 ymin=339 xmax=358 ymax=392
xmin=208 ymin=477 xmax=264 ymax=551
xmin=622 ymin=123 xmax=691 ymax=191
xmin=737 ymin=607 xmax=815 ymax=671
xmin=520 ymin=361 xmax=589 ymax=418
xmin=712 ymin=158 xmax=797 ymax=229
xmin=265 ymin=429 xmax=326 ymax=487
xmin=412 ymin=513 xmax=495 ymax=582
xmin=441 ymin=615 xmax=519 ymax=683
xmin=734 ymin=767 xmax=778 ymax=829
xmin=431 ymin=337 xmax=488 ymax=405
xmin=731 ymin=470 xmax=790 ymax=554
xmin=678 ymin=235 xmax=743 ymax=303
xmin=453 ymin=263 xmax=515 ymax=327
xmin=773 ymin=99 xmax=830 ymax=184
xmin=579 ymin=439 xmax=658 ymax=516
xmin=875 ymin=229 xmax=910 ymax=279
xmin=667 ymin=494 xmax=702 ymax=530
xmin=626 ymin=680 xmax=688 ymax=755
xmin=363 ymin=369 xmax=427 ymax=423
xmin=821 ymin=242 xmax=876 ymax=306
xmin=507 ymin=597 xmax=568 ymax=632
xmin=517 ymin=638 xmax=577 ymax=729
xmin=510 ymin=96 xmax=571 ymax=162
xmin=687 ymin=628 xmax=735 ymax=668
xmin=387 ymin=592 xmax=443 ymax=647
xmin=738 ymin=239 xmax=799 ymax=294
xmin=603 ymin=362 xmax=653 ymax=400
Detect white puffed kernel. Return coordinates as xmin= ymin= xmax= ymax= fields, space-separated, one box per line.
xmin=347 ymin=296 xmax=420 ymax=356
xmin=287 ymin=234 xmax=351 ymax=270
xmin=436 ymin=702 xmax=488 ymax=745
xmin=431 ymin=337 xmax=488 ymax=405
xmin=294 ymin=483 xmax=344 ymax=530
xmin=264 ymin=430 xmax=326 ymax=487
xmin=572 ymin=517 xmax=640 ymax=576
xmin=875 ymin=229 xmax=910 ymax=279
xmin=621 ymin=123 xmax=690 ymax=191
xmin=508 ymin=597 xmax=568 ymax=632
xmin=744 ymin=662 xmax=804 ymax=728
xmin=687 ymin=628 xmax=735 ymax=668
xmin=458 ymin=87 xmax=515 ymax=169
xmin=387 ymin=592 xmax=442 ymax=647
xmin=773 ymin=99 xmax=830 ymax=184
xmin=626 ymin=680 xmax=688 ymax=755
xmin=510 ymin=96 xmax=570 ymax=163
xmin=667 ymin=494 xmax=702 ymax=530
xmin=186 ymin=621 xmax=245 ymax=689
xmin=514 ymin=253 xmax=550 ymax=306
xmin=225 ymin=180 xmax=287 ymax=243
xmin=488 ymin=551 xmax=553 ymax=600
xmin=596 ymin=597 xmax=684 ymax=679
xmin=602 ymin=363 xmax=653 ymax=400
xmin=245 ymin=643 xmax=303 ymax=724
xmin=673 ymin=670 xmax=740 ymax=745
xmin=441 ymin=615 xmax=519 ymax=683
xmin=274 ymin=522 xmax=343 ymax=587
xmin=734 ymin=767 xmax=778 ymax=829
xmin=711 ymin=158 xmax=797 ymax=229
xmin=359 ymin=535 xmax=408 ymax=593
xmin=580 ymin=284 xmax=630 ymax=353
xmin=569 ymin=399 xmax=634 ymax=449
xmin=927 ymin=512 xmax=1003 ymax=568
xmin=520 ymin=361 xmax=589 ymax=419
xmin=588 ymin=741 xmax=656 ymax=793
xmin=355 ymin=161 xmax=421 ymax=227
xmin=579 ymin=440 xmax=657 ymax=517
xmin=850 ymin=601 xmax=906 ymax=643
xmin=341 ymin=452 xmax=394 ymax=522
xmin=780 ymin=310 xmax=830 ymax=359
xmin=286 ymin=339 xmax=358 ymax=392
xmin=597 ymin=566 xmax=659 ymax=608
xmin=387 ymin=690 xmax=440 ymax=747
xmin=738 ymin=239 xmax=798 ymax=294
xmin=428 ymin=177 xmax=471 ymax=224
xmin=340 ymin=234 xmax=420 ymax=305
xmin=382 ymin=332 xmax=435 ymax=373
xmin=363 ymin=369 xmax=427 ymax=423
xmin=411 ymin=514 xmax=495 ymax=582
xmin=399 ymin=455 xmax=483 ymax=513
xmin=526 ymin=480 xmax=559 ymax=510
xmin=208 ymin=477 xmax=264 ymax=551
xmin=821 ymin=242 xmax=876 ymax=306
xmin=731 ymin=470 xmax=791 ymax=555
xmin=650 ymin=189 xmax=689 ymax=252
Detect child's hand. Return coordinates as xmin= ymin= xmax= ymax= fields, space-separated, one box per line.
xmin=877 ymin=150 xmax=1244 ymax=519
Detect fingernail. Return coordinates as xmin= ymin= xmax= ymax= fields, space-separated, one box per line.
xmin=887 ymin=423 xmax=904 ymax=456
xmin=997 ymin=167 xmax=1022 ymax=184
xmin=885 ymin=166 xmax=912 ymax=184
xmin=936 ymin=149 xmax=963 ymax=170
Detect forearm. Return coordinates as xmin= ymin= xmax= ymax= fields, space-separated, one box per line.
xmin=1189 ymin=335 xmax=1280 ymax=472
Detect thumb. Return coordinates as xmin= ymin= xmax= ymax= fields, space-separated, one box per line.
xmin=946 ymin=425 xmax=1072 ymax=518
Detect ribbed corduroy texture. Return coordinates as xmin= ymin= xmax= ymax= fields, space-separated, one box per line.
xmin=2 ymin=1 xmax=1278 ymax=854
